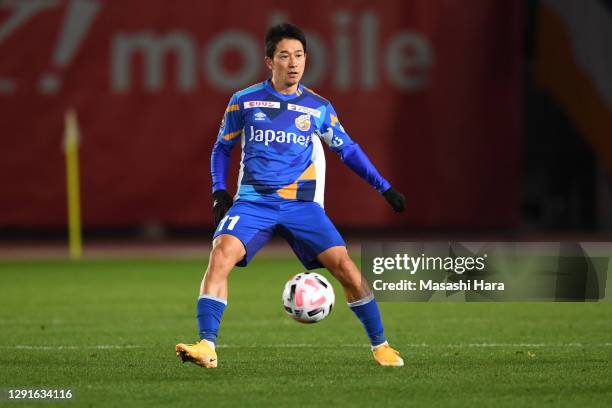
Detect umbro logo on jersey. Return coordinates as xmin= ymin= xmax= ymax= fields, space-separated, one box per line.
xmin=287 ymin=104 xmax=321 ymax=118
xmin=244 ymin=101 xmax=280 ymax=109
xmin=254 ymin=112 xmax=267 ymax=121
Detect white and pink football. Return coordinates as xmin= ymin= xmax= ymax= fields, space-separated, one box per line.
xmin=282 ymin=272 xmax=335 ymax=323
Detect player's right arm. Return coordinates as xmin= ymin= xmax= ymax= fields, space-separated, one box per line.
xmin=210 ymin=94 xmax=244 ymax=226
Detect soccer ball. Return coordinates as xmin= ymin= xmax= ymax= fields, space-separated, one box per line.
xmin=282 ymin=272 xmax=335 ymax=323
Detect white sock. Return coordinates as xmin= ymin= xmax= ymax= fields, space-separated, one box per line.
xmin=202 ymin=339 xmax=216 ymax=350
xmin=371 ymin=341 xmax=388 ymax=351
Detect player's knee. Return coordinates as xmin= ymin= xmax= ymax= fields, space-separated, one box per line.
xmin=208 ymin=245 xmax=240 ymax=277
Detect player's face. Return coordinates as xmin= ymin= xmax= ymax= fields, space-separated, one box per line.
xmin=266 ymin=38 xmax=306 ymax=92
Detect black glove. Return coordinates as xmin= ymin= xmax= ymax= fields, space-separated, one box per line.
xmin=212 ymin=189 xmax=233 ymax=227
xmin=382 ymin=187 xmax=406 ymax=213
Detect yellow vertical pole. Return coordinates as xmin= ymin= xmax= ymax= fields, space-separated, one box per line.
xmin=64 ymin=109 xmax=82 ymax=259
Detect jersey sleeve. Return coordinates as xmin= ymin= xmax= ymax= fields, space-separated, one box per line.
xmin=317 ymin=102 xmax=352 ymax=152
xmin=317 ymin=102 xmax=391 ymax=193
xmin=211 ymin=94 xmax=244 ymax=193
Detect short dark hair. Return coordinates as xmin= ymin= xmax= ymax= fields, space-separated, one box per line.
xmin=265 ymin=23 xmax=307 ymax=58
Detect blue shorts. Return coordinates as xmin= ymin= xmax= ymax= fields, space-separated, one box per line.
xmin=212 ymin=197 xmax=345 ymax=269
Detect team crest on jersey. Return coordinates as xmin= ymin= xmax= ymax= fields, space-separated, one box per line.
xmin=294 ymin=114 xmax=311 ymax=131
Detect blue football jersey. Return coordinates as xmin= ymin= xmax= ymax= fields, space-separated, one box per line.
xmin=211 ymin=80 xmax=389 ymax=207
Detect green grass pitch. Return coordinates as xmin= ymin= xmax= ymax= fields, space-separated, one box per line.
xmin=1 ymin=257 xmax=611 ymax=407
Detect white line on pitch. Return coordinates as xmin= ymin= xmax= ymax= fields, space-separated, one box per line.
xmin=0 ymin=345 xmax=142 ymax=350
xmin=1 ymin=343 xmax=611 ymax=350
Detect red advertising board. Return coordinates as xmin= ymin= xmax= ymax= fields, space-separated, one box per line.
xmin=0 ymin=0 xmax=522 ymax=228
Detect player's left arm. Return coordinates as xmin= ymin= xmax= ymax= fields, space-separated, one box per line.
xmin=317 ymin=103 xmax=406 ymax=213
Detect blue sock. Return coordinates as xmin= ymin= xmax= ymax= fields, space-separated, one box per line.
xmin=348 ymin=295 xmax=387 ymax=347
xmin=197 ymin=295 xmax=227 ymax=344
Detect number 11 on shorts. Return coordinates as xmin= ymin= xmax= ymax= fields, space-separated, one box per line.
xmin=217 ymin=215 xmax=240 ymax=232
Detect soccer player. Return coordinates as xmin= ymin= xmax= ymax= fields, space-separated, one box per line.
xmin=176 ymin=23 xmax=406 ymax=368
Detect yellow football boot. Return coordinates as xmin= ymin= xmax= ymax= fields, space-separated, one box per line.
xmin=372 ymin=343 xmax=404 ymax=367
xmin=176 ymin=340 xmax=218 ymax=368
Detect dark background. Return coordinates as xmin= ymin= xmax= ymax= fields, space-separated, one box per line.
xmin=0 ymin=0 xmax=610 ymax=243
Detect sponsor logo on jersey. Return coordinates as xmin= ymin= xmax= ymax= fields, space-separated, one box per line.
xmin=331 ymin=135 xmax=344 ymax=147
xmin=319 ymin=128 xmax=344 ymax=148
xmin=294 ymin=114 xmax=311 ymax=131
xmin=287 ymin=103 xmax=321 ymax=118
xmin=248 ymin=126 xmax=312 ymax=146
xmin=244 ymin=101 xmax=281 ymax=109
xmin=254 ymin=112 xmax=267 ymax=121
